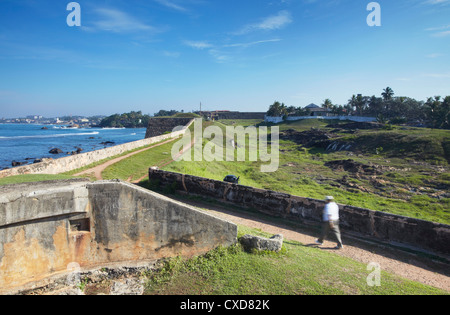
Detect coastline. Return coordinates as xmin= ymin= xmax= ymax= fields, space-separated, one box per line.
xmin=0 ymin=119 xmax=194 ymax=179
xmin=0 ymin=124 xmax=147 ymax=171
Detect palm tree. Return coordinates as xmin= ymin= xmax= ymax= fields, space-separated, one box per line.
xmin=322 ymin=99 xmax=333 ymax=110
xmin=347 ymin=95 xmax=357 ymax=114
xmin=355 ymin=94 xmax=366 ymax=116
xmin=382 ymin=87 xmax=394 ymax=101
xmin=267 ymin=101 xmax=288 ymax=117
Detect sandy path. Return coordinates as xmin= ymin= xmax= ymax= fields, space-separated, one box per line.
xmin=171 ymin=196 xmax=450 ymax=292
xmin=74 ymin=139 xmax=177 ymax=180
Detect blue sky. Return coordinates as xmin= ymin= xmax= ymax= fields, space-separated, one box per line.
xmin=0 ymin=0 xmax=449 ymax=118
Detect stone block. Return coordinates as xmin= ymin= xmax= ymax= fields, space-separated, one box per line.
xmin=239 ymin=234 xmax=284 ymax=252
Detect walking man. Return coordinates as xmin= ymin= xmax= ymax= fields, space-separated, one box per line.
xmin=315 ymin=196 xmax=344 ymax=249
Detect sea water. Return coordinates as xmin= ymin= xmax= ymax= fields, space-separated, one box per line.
xmin=0 ymin=124 xmax=147 ymax=170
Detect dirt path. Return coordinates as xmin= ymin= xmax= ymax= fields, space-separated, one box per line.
xmin=74 ymin=139 xmax=177 ymax=180
xmin=170 ymin=196 xmax=450 ymax=292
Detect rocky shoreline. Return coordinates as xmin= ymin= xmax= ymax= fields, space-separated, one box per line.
xmin=3 ymin=141 xmax=119 ymax=171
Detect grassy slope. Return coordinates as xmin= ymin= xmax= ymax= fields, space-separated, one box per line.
xmin=144 ymin=225 xmax=447 ymax=295
xmin=0 ymin=174 xmax=77 ymax=185
xmin=101 ymin=139 xmax=179 ymax=182
xmin=163 ymin=119 xmax=450 ymax=224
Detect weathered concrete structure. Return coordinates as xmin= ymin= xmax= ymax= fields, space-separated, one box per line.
xmin=148 ymin=169 xmax=450 ymax=257
xmin=0 ymin=179 xmax=237 ymax=294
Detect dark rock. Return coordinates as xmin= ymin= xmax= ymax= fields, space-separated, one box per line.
xmin=11 ymin=161 xmax=26 ymax=167
xmin=280 ymin=129 xmax=335 ymax=148
xmin=49 ymin=148 xmax=63 ymax=154
xmin=239 ymin=234 xmax=283 ymax=252
xmin=324 ymin=159 xmax=382 ymax=175
xmin=34 ymin=158 xmax=53 ymax=164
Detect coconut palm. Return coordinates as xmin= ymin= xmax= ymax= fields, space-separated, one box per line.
xmin=322 ymin=99 xmax=333 ymax=110
xmin=382 ymin=87 xmax=394 ymax=101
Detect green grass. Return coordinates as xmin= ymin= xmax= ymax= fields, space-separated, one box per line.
xmin=0 ymin=174 xmax=78 ymax=186
xmin=163 ymin=119 xmax=450 ymax=224
xmin=63 ymin=137 xmax=175 ymax=177
xmin=101 ymin=138 xmax=180 ymax=181
xmin=342 ymin=128 xmax=450 ymax=164
xmin=144 ymin=226 xmax=447 ymax=295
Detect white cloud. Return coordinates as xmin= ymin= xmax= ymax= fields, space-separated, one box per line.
xmin=87 ymin=8 xmax=154 ymax=33
xmin=162 ymin=51 xmax=181 ymax=58
xmin=224 ymin=39 xmax=282 ymax=48
xmin=154 ymin=0 xmax=188 ymax=12
xmin=432 ymin=30 xmax=450 ymax=37
xmin=426 ymin=53 xmax=445 ymax=58
xmin=425 ymin=24 xmax=450 ymax=31
xmin=208 ymin=49 xmax=231 ymax=63
xmin=423 ymin=73 xmax=450 ymax=78
xmin=425 ymin=24 xmax=450 ymax=37
xmin=423 ymin=0 xmax=450 ymax=5
xmin=234 ymin=10 xmax=293 ymax=35
xmin=183 ymin=40 xmax=214 ymax=50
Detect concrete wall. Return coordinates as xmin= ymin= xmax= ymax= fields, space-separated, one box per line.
xmin=0 ymin=179 xmax=237 ymax=293
xmin=0 ymin=119 xmax=194 ymax=179
xmin=265 ymin=116 xmax=377 ymax=124
xmin=148 ymin=169 xmax=450 ymax=257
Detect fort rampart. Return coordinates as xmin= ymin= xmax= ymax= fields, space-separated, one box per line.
xmin=145 ymin=118 xmax=194 ymax=138
xmin=0 ymin=179 xmax=237 ymax=294
xmin=148 ymin=169 xmax=450 ymax=257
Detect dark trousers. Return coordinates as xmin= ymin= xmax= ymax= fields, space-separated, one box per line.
xmin=318 ymin=220 xmax=343 ymax=247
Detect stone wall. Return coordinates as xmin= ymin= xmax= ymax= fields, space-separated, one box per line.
xmin=0 ymin=179 xmax=237 ymax=293
xmin=265 ymin=116 xmax=377 ymax=124
xmin=216 ymin=112 xmax=266 ymax=120
xmin=148 ymin=169 xmax=450 ymax=257
xmin=0 ymin=119 xmax=194 ymax=179
xmin=145 ymin=118 xmax=194 ymax=138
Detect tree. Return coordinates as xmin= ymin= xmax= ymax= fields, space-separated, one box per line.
xmin=354 ymin=94 xmax=368 ymax=116
xmin=330 ymin=104 xmax=345 ymax=116
xmin=266 ymin=101 xmax=288 ymax=117
xmin=347 ymin=95 xmax=357 ymax=115
xmin=154 ymin=110 xmax=179 ymax=117
xmin=382 ymin=87 xmax=394 ymax=101
xmin=424 ymin=96 xmax=450 ymax=129
xmin=367 ymin=96 xmax=383 ymax=116
xmin=99 ymin=111 xmax=151 ymax=128
xmin=322 ymin=99 xmax=333 ymax=110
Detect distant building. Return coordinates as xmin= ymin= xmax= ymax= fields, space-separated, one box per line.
xmin=26 ymin=115 xmax=43 ymax=120
xmin=304 ymin=104 xmax=331 ymax=117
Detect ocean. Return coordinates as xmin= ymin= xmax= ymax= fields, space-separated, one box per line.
xmin=0 ymin=124 xmax=147 ymax=171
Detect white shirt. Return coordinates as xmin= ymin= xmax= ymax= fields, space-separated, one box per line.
xmin=323 ymin=202 xmax=339 ymax=222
